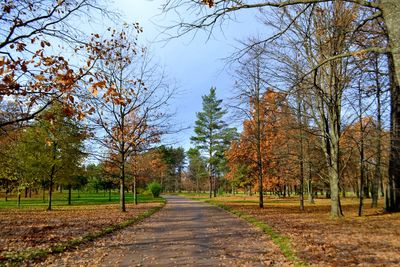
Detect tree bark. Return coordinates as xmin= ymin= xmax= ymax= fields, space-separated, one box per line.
xmin=134 ymin=175 xmax=137 ymax=205
xmin=372 ymin=55 xmax=382 ymax=208
xmin=382 ymin=0 xmax=400 ymax=212
xmin=47 ymin=174 xmax=53 ymax=211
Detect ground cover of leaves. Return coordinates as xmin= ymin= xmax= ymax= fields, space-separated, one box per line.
xmin=211 ymin=196 xmax=400 ymax=266
xmin=0 ymin=203 xmax=159 ymax=258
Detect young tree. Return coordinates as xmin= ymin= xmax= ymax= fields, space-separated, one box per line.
xmin=89 ymin=26 xmax=172 ymax=211
xmin=230 ymin=45 xmax=268 ymax=207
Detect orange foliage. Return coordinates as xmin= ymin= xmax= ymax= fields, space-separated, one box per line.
xmin=226 ymin=89 xmax=299 ymax=191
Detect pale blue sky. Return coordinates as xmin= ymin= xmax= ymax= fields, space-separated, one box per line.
xmin=110 ymin=0 xmax=265 ymax=150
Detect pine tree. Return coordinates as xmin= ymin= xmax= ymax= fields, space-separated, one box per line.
xmin=191 ymin=87 xmax=228 ymax=198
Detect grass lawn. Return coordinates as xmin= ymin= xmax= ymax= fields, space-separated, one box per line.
xmin=183 ymin=193 xmax=400 ymax=266
xmin=0 ymin=190 xmax=156 ymax=208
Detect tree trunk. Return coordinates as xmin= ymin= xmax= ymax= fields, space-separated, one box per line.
xmin=134 ymin=176 xmax=137 ymax=205
xmin=382 ymin=0 xmax=400 ymax=212
xmin=297 ymin=95 xmax=305 ymax=211
xmin=327 ymin=130 xmax=342 ymax=217
xmin=68 ymin=185 xmax=72 ymax=205
xmin=385 ymin=52 xmax=400 ymax=211
xmin=109 ymin=188 xmax=111 ymax=201
xmin=209 ymin=174 xmax=212 ymax=198
xmin=307 ymin=167 xmax=314 ymax=204
xmin=48 ymin=176 xmax=53 ymax=211
xmin=17 ymin=190 xmax=21 ymax=208
xmin=372 ymin=56 xmax=382 ymax=208
xmin=357 ymin=81 xmax=366 ymax=216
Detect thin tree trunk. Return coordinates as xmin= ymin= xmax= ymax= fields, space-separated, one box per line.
xmin=17 ymin=190 xmax=21 ymax=208
xmin=68 ymin=185 xmax=72 ymax=205
xmin=134 ymin=176 xmax=137 ymax=205
xmin=297 ymin=94 xmax=305 ymax=211
xmin=358 ymin=87 xmax=365 ymax=216
xmin=372 ymin=56 xmax=382 ymax=208
xmin=48 ymin=175 xmax=53 ymax=211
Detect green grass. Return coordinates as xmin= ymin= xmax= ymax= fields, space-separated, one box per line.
xmin=1 ymin=198 xmax=166 ymax=264
xmin=198 ymin=198 xmax=307 ymax=267
xmin=0 ymin=190 xmax=158 ymax=209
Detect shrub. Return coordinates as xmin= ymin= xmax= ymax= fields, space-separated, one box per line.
xmin=147 ymin=182 xmax=162 ymax=198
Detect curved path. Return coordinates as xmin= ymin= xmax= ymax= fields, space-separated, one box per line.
xmin=42 ymin=196 xmax=288 ymax=266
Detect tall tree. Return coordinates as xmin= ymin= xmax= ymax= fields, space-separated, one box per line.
xmin=89 ymin=26 xmax=172 ymax=211
xmin=191 ymin=87 xmax=228 ymax=198
xmin=231 ymin=45 xmax=268 ymax=208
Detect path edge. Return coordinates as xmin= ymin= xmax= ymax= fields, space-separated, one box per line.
xmin=188 ymin=197 xmax=307 ymax=267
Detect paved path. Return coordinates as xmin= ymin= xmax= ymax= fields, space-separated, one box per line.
xmin=42 ymin=196 xmax=288 ymax=266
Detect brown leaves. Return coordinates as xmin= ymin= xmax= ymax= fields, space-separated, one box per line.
xmin=202 ymin=0 xmax=214 ymax=8
xmin=0 ymin=203 xmax=158 ymax=259
xmin=88 ymin=80 xmax=106 ymax=97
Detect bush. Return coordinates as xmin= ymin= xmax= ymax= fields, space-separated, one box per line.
xmin=147 ymin=182 xmax=162 ymax=198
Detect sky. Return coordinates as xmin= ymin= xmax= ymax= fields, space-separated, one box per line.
xmin=108 ymin=0 xmax=265 ymax=150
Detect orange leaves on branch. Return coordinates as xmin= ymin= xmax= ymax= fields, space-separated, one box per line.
xmin=88 ymin=81 xmax=106 ymax=97
xmin=202 ymin=0 xmax=214 ymax=8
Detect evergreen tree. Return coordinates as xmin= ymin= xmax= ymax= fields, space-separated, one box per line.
xmin=191 ymin=87 xmax=229 ymax=198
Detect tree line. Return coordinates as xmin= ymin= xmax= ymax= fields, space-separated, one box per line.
xmin=161 ymin=0 xmax=400 ymax=217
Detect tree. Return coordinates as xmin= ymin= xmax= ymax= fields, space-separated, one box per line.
xmin=191 ymin=87 xmax=228 ymax=198
xmin=0 ymin=0 xmax=114 ymax=127
xmin=187 ymin=148 xmax=208 ymax=193
xmin=230 ymin=45 xmax=268 ymax=207
xmin=157 ymin=146 xmax=186 ymax=192
xmin=89 ymin=26 xmax=172 ymax=211
xmin=15 ymin=103 xmax=86 ymax=210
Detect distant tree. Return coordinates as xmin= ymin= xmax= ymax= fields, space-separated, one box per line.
xmin=187 ymin=148 xmax=208 ymax=193
xmin=191 ymin=87 xmax=229 ymax=198
xmin=15 ymin=104 xmax=86 ymax=210
xmin=157 ymin=146 xmax=186 ymax=192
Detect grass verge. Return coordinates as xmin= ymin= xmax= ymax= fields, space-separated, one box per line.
xmin=203 ymin=199 xmax=306 ymax=267
xmin=0 ymin=199 xmax=166 ymax=265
